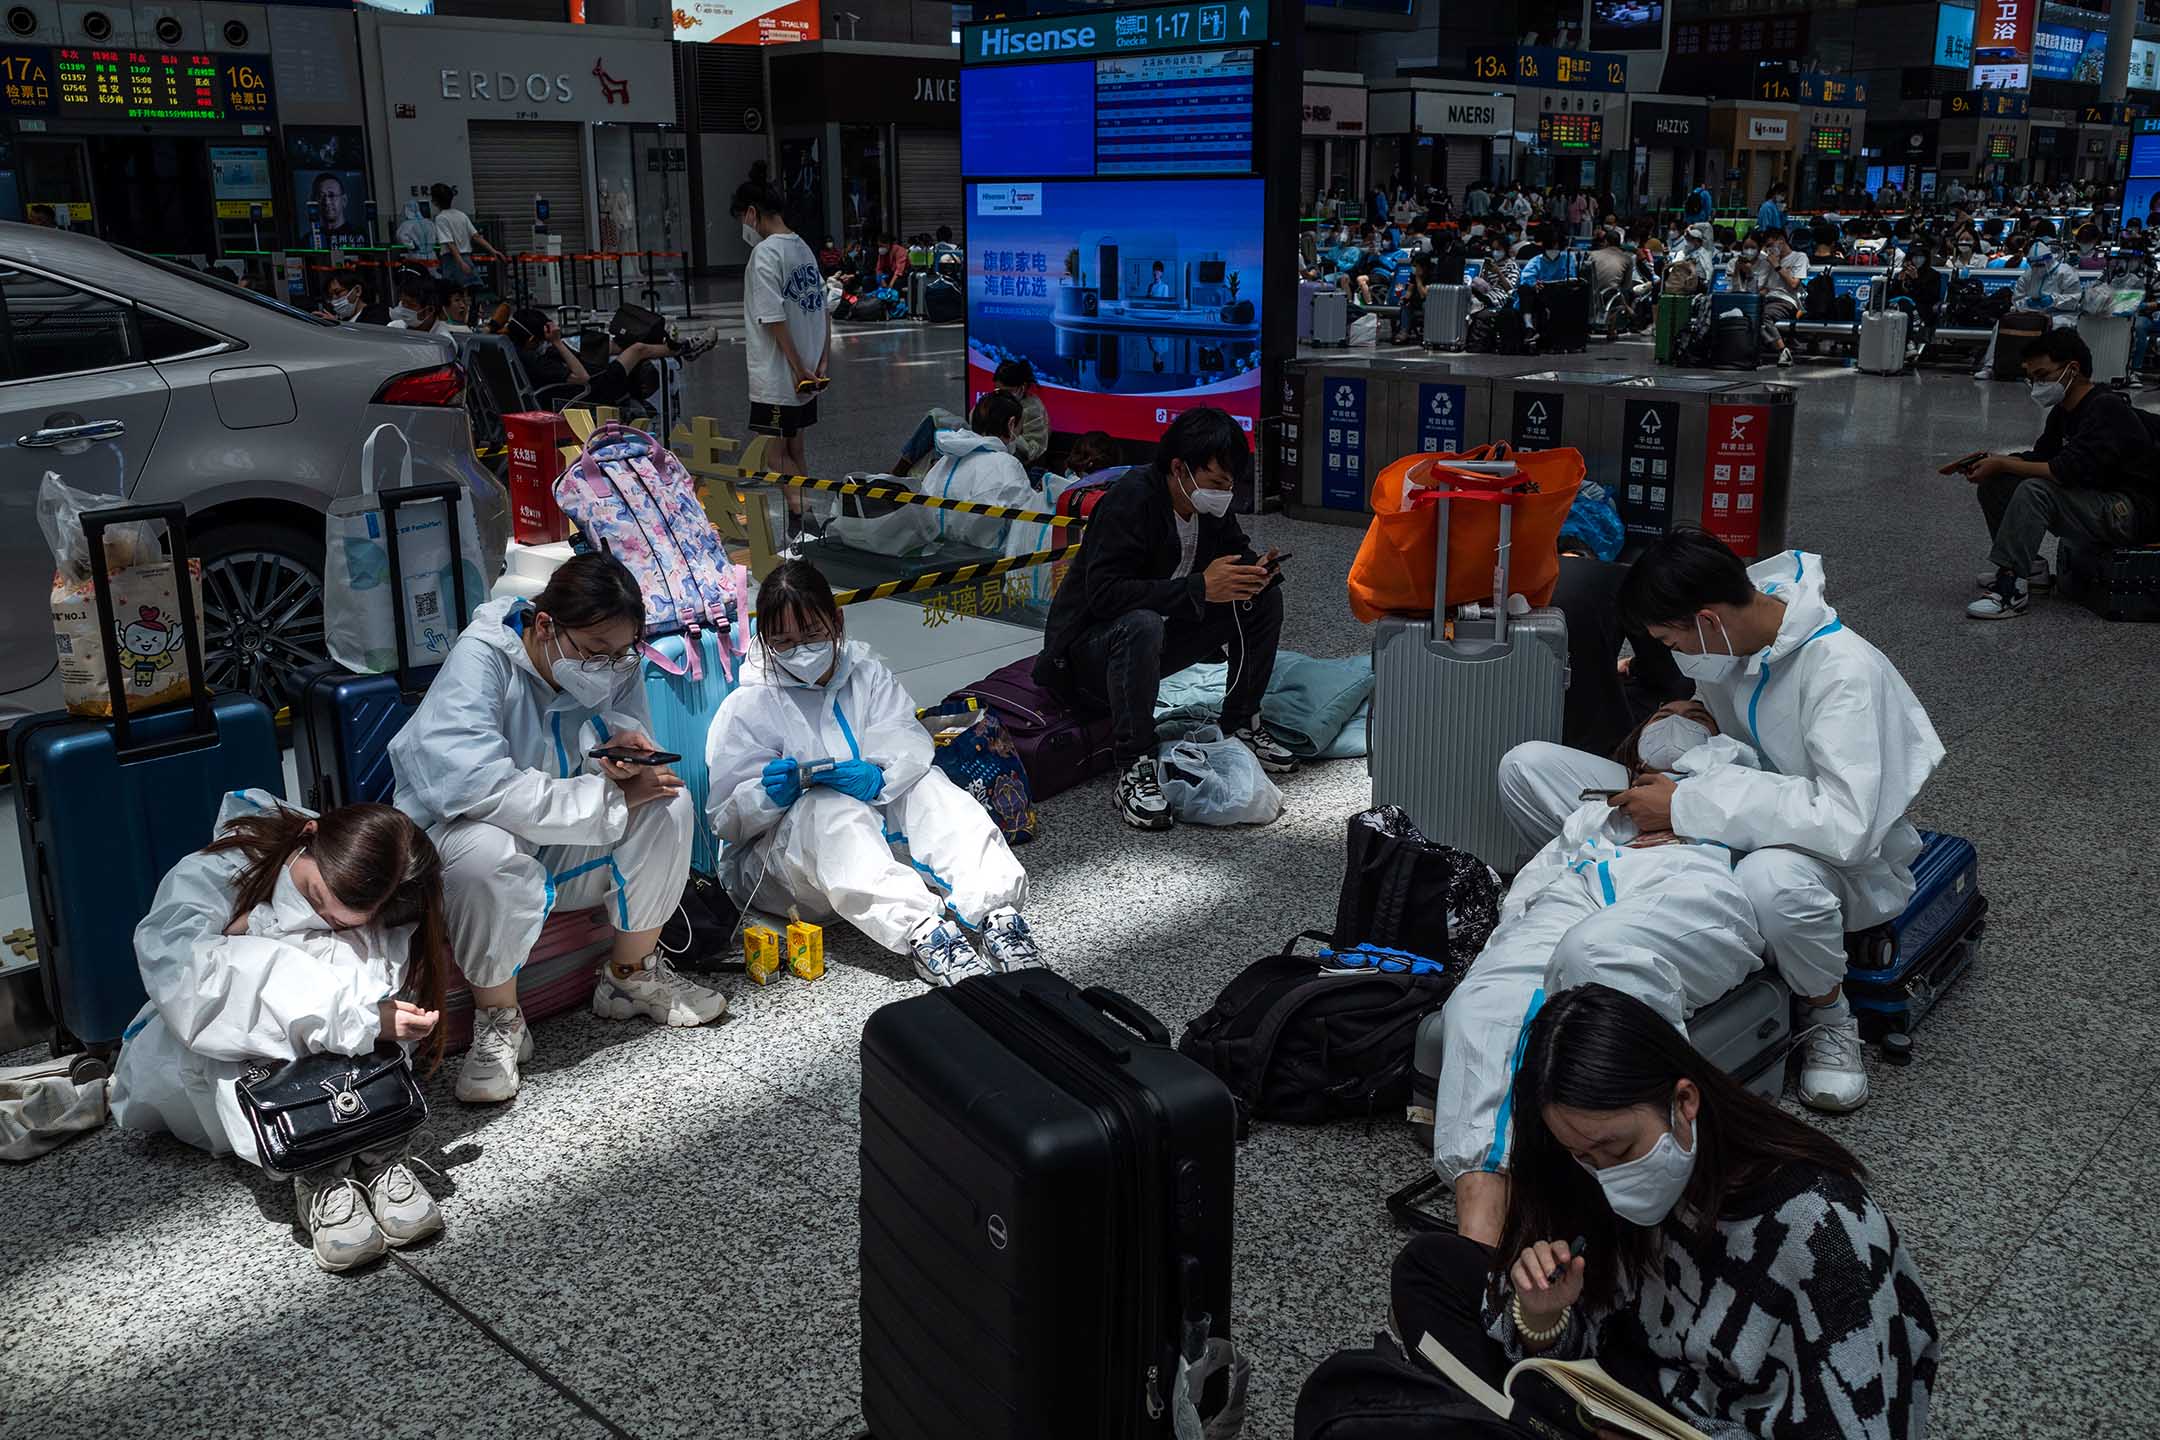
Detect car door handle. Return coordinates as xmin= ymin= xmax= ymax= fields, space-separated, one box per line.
xmin=18 ymin=418 xmax=126 ymax=448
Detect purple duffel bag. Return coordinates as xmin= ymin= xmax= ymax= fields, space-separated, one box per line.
xmin=944 ymin=658 xmax=1114 ymax=802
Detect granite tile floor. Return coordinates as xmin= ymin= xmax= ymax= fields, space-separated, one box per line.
xmin=6 ymin=325 xmax=2158 ymax=1439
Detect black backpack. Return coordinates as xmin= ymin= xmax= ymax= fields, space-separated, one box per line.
xmin=1333 ymin=806 xmax=1501 ymax=956
xmin=1294 ymin=1333 xmax=1519 ymax=1440
xmin=1804 ymin=272 xmax=1835 ymax=322
xmin=1176 ymin=937 xmax=1457 ymax=1125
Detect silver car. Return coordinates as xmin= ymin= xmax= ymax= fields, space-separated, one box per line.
xmin=0 ymin=221 xmax=508 ymax=722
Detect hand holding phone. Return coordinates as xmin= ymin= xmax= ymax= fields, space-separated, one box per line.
xmin=1262 ymin=548 xmax=1294 ymax=572
xmin=1580 ymin=788 xmax=1624 ymax=803
xmin=591 ymin=745 xmax=682 ymax=766
xmin=1938 ymin=451 xmax=1988 ymax=476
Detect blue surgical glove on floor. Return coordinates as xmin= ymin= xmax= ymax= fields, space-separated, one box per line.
xmin=762 ymin=757 xmax=803 ymax=808
xmin=814 ymin=758 xmax=885 ymax=803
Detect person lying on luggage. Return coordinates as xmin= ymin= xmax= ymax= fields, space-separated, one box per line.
xmin=389 ymin=553 xmax=727 ymax=1107
xmin=1498 ymin=530 xmax=1945 ymax=1118
xmin=108 ymin=790 xmax=453 ymax=1274
xmin=706 ymin=561 xmax=1039 ymax=987
xmin=1388 ymin=985 xmax=1938 ymax=1440
xmin=829 ymin=390 xmax=1039 ymax=558
xmin=1033 ymin=407 xmax=1296 ymax=832
xmin=1434 ymin=701 xmax=1769 ymax=1245
xmin=1958 ymin=328 xmax=2160 ymax=620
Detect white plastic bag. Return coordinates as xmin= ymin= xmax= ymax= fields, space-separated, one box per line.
xmin=37 ymin=470 xmax=204 ymax=718
xmin=1155 ymin=726 xmax=1283 ymax=827
xmin=324 ymin=424 xmax=490 ymax=674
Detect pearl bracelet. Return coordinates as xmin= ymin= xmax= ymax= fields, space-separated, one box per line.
xmin=1511 ymin=1291 xmax=1570 ymax=1345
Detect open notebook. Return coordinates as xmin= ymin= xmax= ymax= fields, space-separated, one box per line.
xmin=1418 ymin=1332 xmax=1707 ymax=1440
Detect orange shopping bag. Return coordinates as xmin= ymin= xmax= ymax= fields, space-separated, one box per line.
xmin=1344 ymin=443 xmax=1584 ymax=622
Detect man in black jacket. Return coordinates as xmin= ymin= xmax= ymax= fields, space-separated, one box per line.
xmin=1035 ymin=408 xmax=1294 ymax=831
xmin=1960 ymin=328 xmax=2160 ymax=618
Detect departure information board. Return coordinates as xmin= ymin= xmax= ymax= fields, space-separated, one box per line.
xmin=1536 ymin=113 xmax=1603 ymax=151
xmin=1096 ymin=48 xmax=1252 ymax=174
xmin=0 ymin=45 xmax=273 ymax=121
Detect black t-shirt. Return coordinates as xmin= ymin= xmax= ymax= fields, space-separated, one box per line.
xmin=524 ymin=343 xmax=571 ymax=389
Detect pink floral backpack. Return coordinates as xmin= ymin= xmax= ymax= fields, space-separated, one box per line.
xmin=552 ymin=422 xmax=751 ymax=681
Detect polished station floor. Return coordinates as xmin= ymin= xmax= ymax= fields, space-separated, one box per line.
xmin=7 ymin=317 xmax=2157 ymax=1440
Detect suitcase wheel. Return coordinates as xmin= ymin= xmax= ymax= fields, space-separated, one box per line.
xmin=68 ymin=1051 xmax=112 ymax=1085
xmin=1878 ymin=1031 xmax=1915 ymax=1066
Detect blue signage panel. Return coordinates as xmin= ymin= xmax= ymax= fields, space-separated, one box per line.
xmin=1417 ymin=383 xmax=1466 ymax=455
xmin=1321 ymin=376 xmax=1367 ymax=511
xmin=966 ymin=2 xmax=1268 ymax=65
xmin=1934 ymin=4 xmax=1973 ymax=70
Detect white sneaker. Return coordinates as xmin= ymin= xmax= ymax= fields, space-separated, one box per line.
xmin=294 ymin=1167 xmax=388 ymax=1273
xmin=909 ymin=916 xmax=994 ymax=988
xmin=593 ymin=952 xmax=729 ymax=1026
xmin=978 ymin=907 xmax=1046 ymax=973
xmin=1966 ymin=575 xmax=2030 ymax=620
xmin=1797 ymin=1012 xmax=1870 ymax=1114
xmin=1776 ymin=347 xmax=1794 ymax=368
xmin=358 ymin=1154 xmax=444 ymax=1247
xmin=1975 ymin=558 xmax=2051 ymax=591
xmin=1117 ymin=757 xmax=1174 ymax=832
xmin=455 ymin=1006 xmax=531 ymax=1104
xmin=1231 ymin=723 xmax=1299 ymax=775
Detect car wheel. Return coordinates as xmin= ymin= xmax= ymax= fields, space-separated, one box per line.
xmin=192 ymin=521 xmax=328 ymax=717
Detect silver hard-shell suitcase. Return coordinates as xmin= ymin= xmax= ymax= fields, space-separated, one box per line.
xmin=1857 ymin=308 xmax=1909 ymax=375
xmin=1369 ymin=471 xmax=1568 ymax=873
xmin=1311 ymin=288 xmax=1349 ymax=346
xmin=1423 ymin=284 xmax=1470 ymax=351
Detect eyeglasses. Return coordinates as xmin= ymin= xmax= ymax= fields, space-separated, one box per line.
xmin=762 ymin=627 xmax=836 ymax=650
xmin=558 ymin=626 xmax=639 ymax=672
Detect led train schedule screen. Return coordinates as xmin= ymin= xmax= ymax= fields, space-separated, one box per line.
xmin=41 ymin=47 xmax=272 ymax=121
xmin=1095 ymin=48 xmax=1253 ymax=174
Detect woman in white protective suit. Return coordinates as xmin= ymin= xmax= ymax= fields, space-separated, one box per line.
xmin=825 ymin=390 xmax=1039 ymax=557
xmin=705 ymin=559 xmax=1041 ymax=987
xmin=389 ymin=552 xmax=727 ymax=1108
xmin=109 ymin=790 xmax=451 ymax=1273
xmin=1437 ymin=700 xmax=1767 ymax=1247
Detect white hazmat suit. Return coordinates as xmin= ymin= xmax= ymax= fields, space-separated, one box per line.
xmin=824 ymin=429 xmax=1037 ymax=557
xmin=705 ymin=640 xmax=1026 ymax=950
xmin=1498 ymin=551 xmax=1945 ymax=1002
xmin=389 ymin=596 xmax=693 ymax=986
xmin=109 ymin=790 xmax=417 ymax=1168
xmin=1977 ymin=241 xmax=2089 ymax=370
xmin=1435 ymin=738 xmax=1766 ymax=1180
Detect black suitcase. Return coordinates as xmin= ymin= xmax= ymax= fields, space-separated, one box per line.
xmin=860 ymin=972 xmax=1238 ymax=1440
xmin=2056 ymin=537 xmax=2160 ymax=621
xmin=1531 ymin=276 xmax=1591 ymax=353
xmin=10 ymin=505 xmax=284 ymax=1060
xmin=291 ymin=481 xmax=474 ymax=809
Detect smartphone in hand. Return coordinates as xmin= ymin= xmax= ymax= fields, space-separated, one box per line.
xmin=1938 ymin=451 xmax=1987 ymax=476
xmin=1580 ymin=788 xmax=1624 ymax=802
xmin=591 ymin=746 xmax=682 ymax=766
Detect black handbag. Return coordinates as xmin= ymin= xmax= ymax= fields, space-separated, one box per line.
xmin=236 ymin=1042 xmax=428 ymax=1174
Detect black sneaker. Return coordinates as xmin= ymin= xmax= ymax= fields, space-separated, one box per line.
xmin=1117 ymin=758 xmax=1174 ymax=831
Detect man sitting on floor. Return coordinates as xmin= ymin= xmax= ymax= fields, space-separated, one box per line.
xmin=1034 ymin=407 xmax=1295 ymax=831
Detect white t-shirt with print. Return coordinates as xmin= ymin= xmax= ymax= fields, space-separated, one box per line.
xmin=745 ymin=231 xmax=829 ymax=407
xmin=434 ymin=207 xmax=479 ymax=256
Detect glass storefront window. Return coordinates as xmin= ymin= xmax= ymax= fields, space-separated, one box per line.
xmin=840 ymin=124 xmax=888 ymax=248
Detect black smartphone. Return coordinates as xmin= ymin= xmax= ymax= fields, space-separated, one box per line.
xmin=1938 ymin=451 xmax=1986 ymax=476
xmin=1580 ymin=788 xmax=1624 ymax=802
xmin=591 ymin=746 xmax=681 ymax=766
xmin=1263 ymin=549 xmax=1294 ymax=571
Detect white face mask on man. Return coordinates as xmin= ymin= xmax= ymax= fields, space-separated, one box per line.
xmin=1671 ymin=612 xmax=1745 ymax=682
xmin=388 ymin=304 xmax=419 ymax=326
xmin=2030 ymin=372 xmax=2069 ymax=410
xmin=740 ymin=212 xmax=763 ymax=249
xmin=1579 ymin=1101 xmax=1698 ymax=1227
xmin=1177 ymin=464 xmax=1234 ymax=518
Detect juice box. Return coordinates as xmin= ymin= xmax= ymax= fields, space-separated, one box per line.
xmin=786 ymin=921 xmax=826 ymax=981
xmin=744 ymin=924 xmax=782 ymax=984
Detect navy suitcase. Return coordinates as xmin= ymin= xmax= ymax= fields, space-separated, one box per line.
xmin=10 ymin=505 xmax=284 ymax=1060
xmin=860 ymin=972 xmax=1238 ymax=1440
xmin=1843 ymin=831 xmax=1985 ymax=1041
xmin=291 ymin=481 xmax=474 ymax=811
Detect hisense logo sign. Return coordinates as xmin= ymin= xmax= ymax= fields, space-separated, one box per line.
xmin=979 ymin=23 xmax=1099 ymax=56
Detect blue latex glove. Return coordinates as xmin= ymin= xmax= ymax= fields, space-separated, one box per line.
xmin=761 ymin=757 xmax=802 ymax=808
xmin=813 ymin=758 xmax=885 ymax=803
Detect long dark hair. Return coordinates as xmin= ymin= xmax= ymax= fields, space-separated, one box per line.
xmin=533 ymin=551 xmax=645 ymax=635
xmin=205 ymin=803 xmax=452 ymax=1068
xmin=1492 ymin=985 xmax=1865 ymax=1313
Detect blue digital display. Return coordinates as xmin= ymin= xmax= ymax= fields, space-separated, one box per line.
xmin=962 ymin=62 xmax=1094 ymax=177
xmin=1096 ymin=48 xmax=1252 ymax=176
xmin=2132 ymin=133 xmax=2160 ymax=177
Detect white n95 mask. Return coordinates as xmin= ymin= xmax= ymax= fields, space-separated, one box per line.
xmin=1580 ymin=1102 xmax=1697 ymax=1227
xmin=254 ymin=865 xmax=330 ymax=939
xmin=547 ymin=634 xmax=619 ymax=708
xmin=1637 ymin=715 xmax=1711 ymax=773
xmin=1671 ymin=613 xmax=1744 ymax=682
xmin=1190 ymin=486 xmax=1234 ymax=518
xmin=741 ymin=221 xmax=762 ymax=249
xmin=771 ymin=641 xmax=835 ymax=686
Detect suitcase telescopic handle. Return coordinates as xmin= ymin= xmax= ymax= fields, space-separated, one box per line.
xmin=377 ymin=481 xmax=472 ymax=702
xmin=85 ymin=502 xmax=216 ymax=763
xmin=1425 ymin=479 xmax=1525 ymax=653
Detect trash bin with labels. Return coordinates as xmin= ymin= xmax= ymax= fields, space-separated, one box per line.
xmin=1611 ymin=379 xmax=1796 ymax=560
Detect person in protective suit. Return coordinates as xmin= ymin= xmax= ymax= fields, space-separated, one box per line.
xmin=108 ymin=791 xmax=451 ymax=1273
xmin=1496 ymin=531 xmax=1945 ymax=1120
xmin=1974 ymin=235 xmax=2087 ymax=378
xmin=704 ymin=560 xmax=1039 ymax=987
xmin=389 ymin=552 xmax=727 ymax=1107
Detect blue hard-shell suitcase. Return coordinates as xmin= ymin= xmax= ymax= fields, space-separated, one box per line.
xmin=291 ymin=481 xmax=474 ymax=812
xmin=10 ymin=505 xmax=284 ymax=1057
xmin=1843 ymin=830 xmax=1985 ymax=1038
xmin=642 ymin=628 xmax=742 ymax=878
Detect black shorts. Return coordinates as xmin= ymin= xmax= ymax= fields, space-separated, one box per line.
xmin=749 ymin=398 xmax=819 ymax=437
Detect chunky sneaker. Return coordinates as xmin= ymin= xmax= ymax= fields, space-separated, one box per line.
xmin=978 ymin=907 xmax=1046 ymax=973
xmin=358 ymin=1154 xmax=444 ymax=1247
xmin=1797 ymin=1011 xmax=1870 ymax=1114
xmin=1966 ymin=573 xmax=2030 ymax=620
xmin=455 ymin=1006 xmax=531 ymax=1104
xmin=1232 ymin=724 xmax=1299 ymax=775
xmin=908 ymin=916 xmax=994 ymax=988
xmin=1117 ymin=758 xmax=1174 ymax=832
xmin=593 ymin=952 xmax=729 ymax=1026
xmin=1975 ymin=558 xmax=2051 ymax=591
xmin=294 ymin=1167 xmax=387 ymax=1273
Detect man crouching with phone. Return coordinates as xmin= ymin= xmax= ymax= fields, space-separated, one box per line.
xmin=1035 ymin=407 xmax=1296 ymax=832
xmin=1951 ymin=327 xmax=2160 ymax=619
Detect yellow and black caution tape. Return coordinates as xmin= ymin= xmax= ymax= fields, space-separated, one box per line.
xmin=716 ymin=464 xmax=1084 ymax=529
xmin=475 ymin=443 xmax=508 ymax=461
xmin=830 ymin=544 xmax=1074 ymax=609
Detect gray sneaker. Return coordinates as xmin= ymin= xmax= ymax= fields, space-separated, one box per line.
xmin=358 ymin=1154 xmax=444 ymax=1247
xmin=455 ymin=1005 xmax=532 ymax=1104
xmin=593 ymin=951 xmax=729 ymax=1026
xmin=979 ymin=907 xmax=1046 ymax=973
xmin=1231 ymin=723 xmax=1298 ymax=775
xmin=294 ymin=1167 xmax=388 ymax=1273
xmin=908 ymin=916 xmax=994 ymax=988
xmin=1797 ymin=1012 xmax=1870 ymax=1114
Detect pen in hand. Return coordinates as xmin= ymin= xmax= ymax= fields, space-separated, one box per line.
xmin=1547 ymin=1234 xmax=1588 ymax=1284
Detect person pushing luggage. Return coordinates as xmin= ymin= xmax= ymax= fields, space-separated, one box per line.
xmin=109 ymin=790 xmax=451 ymax=1273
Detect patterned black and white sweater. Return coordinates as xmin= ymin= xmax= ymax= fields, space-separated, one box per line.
xmin=1484 ymin=1164 xmax=1939 ymax=1439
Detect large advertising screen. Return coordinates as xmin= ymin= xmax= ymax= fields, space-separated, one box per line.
xmin=963 ymin=62 xmax=1095 ymax=176
xmin=2030 ymin=24 xmax=2086 ymax=82
xmin=962 ymin=48 xmax=1254 ymax=179
xmin=1934 ymin=4 xmax=1972 ymax=70
xmin=674 ymin=0 xmax=815 ymax=45
xmin=964 ymin=179 xmax=1263 ymax=441
xmin=1589 ymin=0 xmax=1662 ymax=53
